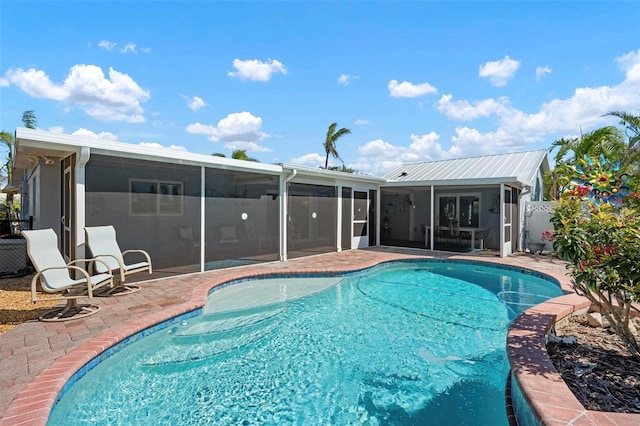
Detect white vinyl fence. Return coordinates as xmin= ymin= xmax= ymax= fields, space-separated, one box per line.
xmin=524 ymin=201 xmax=555 ymax=252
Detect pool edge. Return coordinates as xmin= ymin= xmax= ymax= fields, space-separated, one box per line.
xmin=506 ymin=294 xmax=640 ymax=425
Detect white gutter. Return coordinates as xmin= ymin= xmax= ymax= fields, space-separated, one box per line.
xmin=284 ymin=169 xmax=297 ymax=183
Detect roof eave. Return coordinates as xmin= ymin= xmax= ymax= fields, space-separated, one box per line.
xmin=14 ymin=128 xmax=283 ymax=174
xmin=382 ymin=176 xmax=527 ymax=187
xmin=280 ymin=163 xmax=385 ymax=184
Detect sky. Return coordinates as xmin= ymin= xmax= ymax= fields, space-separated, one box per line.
xmin=1 ymin=1 xmax=639 ymax=177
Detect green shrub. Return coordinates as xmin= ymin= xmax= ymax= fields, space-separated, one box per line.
xmin=551 ymin=195 xmax=640 ymax=358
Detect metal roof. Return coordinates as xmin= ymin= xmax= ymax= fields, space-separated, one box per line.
xmin=381 ymin=149 xmax=549 ymax=188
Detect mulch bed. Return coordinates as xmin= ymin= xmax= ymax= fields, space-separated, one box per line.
xmin=0 ymin=273 xmax=58 ymax=333
xmin=547 ymin=315 xmax=640 ymax=413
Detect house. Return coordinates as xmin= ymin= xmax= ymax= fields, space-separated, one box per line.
xmin=7 ymin=128 xmax=549 ymax=278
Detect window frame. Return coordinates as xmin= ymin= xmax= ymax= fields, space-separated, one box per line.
xmin=436 ymin=192 xmax=481 ymax=228
xmin=129 ymin=178 xmax=183 ymax=216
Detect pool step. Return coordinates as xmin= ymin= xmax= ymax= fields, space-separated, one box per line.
xmin=172 ymin=306 xmax=286 ymax=341
xmin=497 ymin=291 xmax=553 ymax=317
xmin=139 ymin=307 xmax=284 ymax=371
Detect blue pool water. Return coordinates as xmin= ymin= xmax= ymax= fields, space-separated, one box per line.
xmin=48 ymin=261 xmax=563 ymax=425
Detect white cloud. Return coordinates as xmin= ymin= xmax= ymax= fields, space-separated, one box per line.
xmin=0 ymin=77 xmax=9 ymax=87
xmin=48 ymin=126 xmax=64 ymax=133
xmin=449 ymin=126 xmax=518 ymax=155
xmin=436 ymin=94 xmax=511 ymax=121
xmin=478 ymin=55 xmax=520 ymax=87
xmin=305 ymin=49 xmax=640 ymax=177
xmin=351 ymin=135 xmax=457 ymax=176
xmin=358 ymin=139 xmax=400 ymax=160
xmin=228 ymin=59 xmax=287 ymax=82
xmin=4 ymin=65 xmax=150 ymax=123
xmin=223 ymin=141 xmax=271 ymax=153
xmin=139 ymin=142 xmax=187 ymax=151
xmin=615 ymin=48 xmax=640 ymax=81
xmin=337 ymin=74 xmax=358 ymax=85
xmin=97 ymin=40 xmax=149 ymax=54
xmin=185 ymin=111 xmax=269 ymax=143
xmin=350 ymin=139 xmax=403 ymax=176
xmin=438 ymin=49 xmax=640 ymax=155
xmin=536 ymin=65 xmax=552 ymax=82
xmin=405 ymin=132 xmax=459 ymax=161
xmin=290 ymin=152 xmax=327 ymax=168
xmin=388 ymin=80 xmax=438 ymax=98
xmin=71 ymin=128 xmax=118 ymax=141
xmin=98 ymin=40 xmax=116 ymax=51
xmin=354 ymin=119 xmax=370 ymax=125
xmin=4 ymin=68 xmax=68 ymax=100
xmin=120 ymin=43 xmax=137 ymax=54
xmin=186 ymin=96 xmax=207 ymax=112
xmin=291 ymin=151 xmax=361 ymax=169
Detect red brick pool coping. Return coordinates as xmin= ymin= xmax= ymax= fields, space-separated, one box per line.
xmin=1 ymin=248 xmax=638 ymax=425
xmin=507 ymin=296 xmax=640 ymax=426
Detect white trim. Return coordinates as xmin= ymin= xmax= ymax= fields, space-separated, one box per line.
xmin=15 ymin=128 xmax=282 ymax=174
xmin=75 ymin=152 xmax=88 ymax=258
xmin=429 ymin=185 xmax=435 ymax=249
xmin=336 ymin=184 xmax=343 ymax=252
xmin=351 ymin=187 xmax=370 ymax=249
xmin=200 ymin=166 xmax=205 ymax=272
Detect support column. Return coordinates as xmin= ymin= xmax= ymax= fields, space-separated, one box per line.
xmin=74 ymin=147 xmax=90 ymax=262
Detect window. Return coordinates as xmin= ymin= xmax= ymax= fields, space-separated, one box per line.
xmin=437 ymin=193 xmax=480 ymax=228
xmin=438 ymin=196 xmax=457 ymax=227
xmin=130 ymin=179 xmax=183 ymax=215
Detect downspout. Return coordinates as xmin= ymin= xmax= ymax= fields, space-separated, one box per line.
xmin=280 ymin=169 xmax=297 ymax=261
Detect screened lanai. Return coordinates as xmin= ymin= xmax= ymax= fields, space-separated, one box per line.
xmin=11 ymin=128 xmax=384 ymax=279
xmin=380 ymin=150 xmax=549 ymax=257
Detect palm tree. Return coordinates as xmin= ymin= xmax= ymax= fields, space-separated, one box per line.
xmin=606 ymin=111 xmax=640 ymax=184
xmin=327 ymin=164 xmax=357 ymax=173
xmin=211 ymin=149 xmax=258 ymax=162
xmin=231 ymin=149 xmax=257 ymax=162
xmin=323 ymin=122 xmax=351 ymax=169
xmin=607 ymin=110 xmax=639 ymax=149
xmin=549 ymin=126 xmax=625 ymax=164
xmin=546 ymin=126 xmax=626 ymax=199
xmin=0 ymin=131 xmax=14 ymax=186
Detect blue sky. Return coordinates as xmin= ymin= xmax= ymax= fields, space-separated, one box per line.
xmin=1 ymin=1 xmax=639 ymax=177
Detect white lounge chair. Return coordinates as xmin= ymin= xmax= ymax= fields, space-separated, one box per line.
xmin=22 ymin=229 xmax=114 ymax=321
xmin=85 ymin=225 xmax=152 ymax=294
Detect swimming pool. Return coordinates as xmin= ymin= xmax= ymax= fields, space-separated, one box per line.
xmin=48 ymin=260 xmax=563 ymax=425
